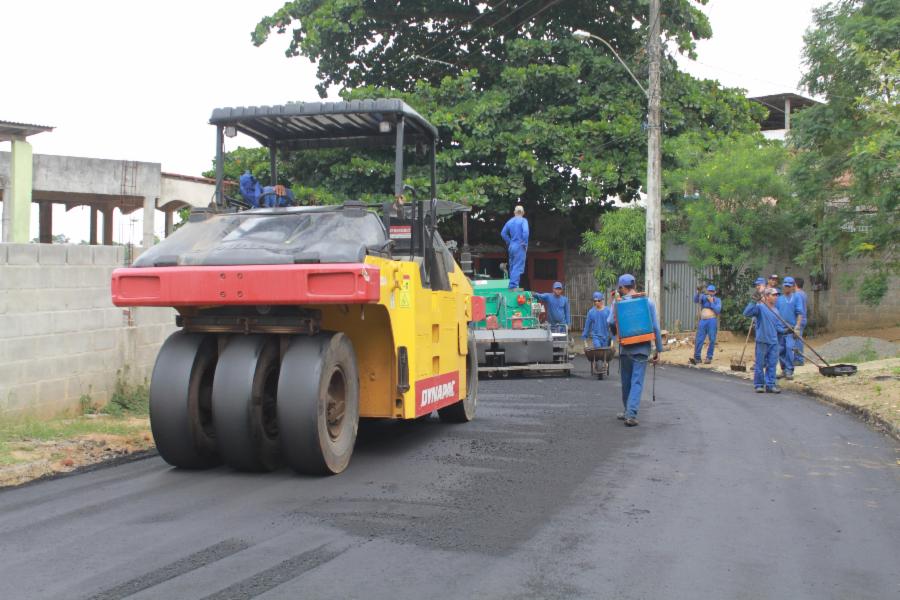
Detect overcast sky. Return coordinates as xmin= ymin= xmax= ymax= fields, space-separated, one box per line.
xmin=1 ymin=0 xmax=830 ymax=242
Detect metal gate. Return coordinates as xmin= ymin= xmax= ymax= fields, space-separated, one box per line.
xmin=662 ymin=261 xmax=713 ymax=332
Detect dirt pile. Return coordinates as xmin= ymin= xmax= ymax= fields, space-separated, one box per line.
xmin=817 ymin=336 xmax=898 ymax=362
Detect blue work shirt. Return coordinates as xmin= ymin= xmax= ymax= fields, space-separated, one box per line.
xmin=607 ymin=294 xmax=663 ymax=356
xmin=775 ymin=293 xmax=803 ymax=333
xmin=582 ymin=306 xmax=611 ymax=341
xmin=743 ymin=301 xmax=779 ymax=344
xmin=794 ymin=290 xmax=808 ymax=328
xmin=693 ymin=293 xmax=722 ymax=315
xmin=534 ymin=292 xmax=571 ymax=326
xmin=501 ymin=216 xmax=529 ymax=248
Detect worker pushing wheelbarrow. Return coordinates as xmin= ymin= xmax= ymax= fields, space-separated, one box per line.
xmin=582 ymin=291 xmax=615 ymax=380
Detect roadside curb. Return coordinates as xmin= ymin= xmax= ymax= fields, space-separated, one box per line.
xmin=0 ymin=448 xmax=159 ymax=493
xmin=661 ymin=359 xmax=900 ymax=443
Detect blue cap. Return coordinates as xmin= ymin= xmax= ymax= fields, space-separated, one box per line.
xmin=706 ymin=285 xmax=716 ymax=292
xmin=553 ymin=281 xmax=563 ymax=289
xmin=783 ymin=276 xmax=795 ymax=286
xmin=617 ymin=274 xmax=636 ymax=287
xmin=592 ymin=291 xmax=603 ymax=301
xmin=754 ymin=277 xmax=766 ymax=286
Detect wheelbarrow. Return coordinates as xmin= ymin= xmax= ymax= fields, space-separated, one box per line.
xmin=584 ymin=343 xmax=615 ymax=380
xmin=762 ymin=304 xmax=857 ymax=377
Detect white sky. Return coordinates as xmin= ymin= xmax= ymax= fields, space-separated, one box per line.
xmin=1 ymin=0 xmax=829 ymax=243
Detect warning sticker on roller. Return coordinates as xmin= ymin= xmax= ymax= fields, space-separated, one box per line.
xmin=390 ymin=225 xmax=412 ymax=239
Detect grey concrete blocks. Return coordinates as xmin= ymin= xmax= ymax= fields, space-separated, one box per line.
xmin=0 ymin=244 xmax=7 ymax=264
xmin=91 ymin=245 xmax=119 ymax=265
xmin=38 ymin=243 xmax=68 ymax=264
xmin=7 ymin=244 xmax=39 ymax=265
xmin=66 ymin=245 xmax=93 ymax=265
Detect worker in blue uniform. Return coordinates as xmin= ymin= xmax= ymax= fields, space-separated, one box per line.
xmin=534 ymin=282 xmax=571 ymax=332
xmin=691 ymin=284 xmax=722 ymax=365
xmin=607 ymin=274 xmax=663 ymax=427
xmin=743 ymin=287 xmax=782 ymax=393
xmin=793 ymin=277 xmax=809 ymax=365
xmin=582 ymin=291 xmax=611 ymax=349
xmin=500 ymin=205 xmax=529 ymax=289
xmin=776 ymin=276 xmax=804 ymax=380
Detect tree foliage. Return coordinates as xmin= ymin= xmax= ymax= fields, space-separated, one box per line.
xmin=666 ymin=134 xmax=793 ymax=329
xmin=245 ymin=1 xmax=763 ymax=244
xmin=580 ymin=206 xmax=645 ymax=293
xmin=789 ymin=0 xmax=899 ymax=305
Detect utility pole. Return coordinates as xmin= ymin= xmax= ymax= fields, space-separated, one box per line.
xmin=645 ymin=0 xmax=662 ymax=316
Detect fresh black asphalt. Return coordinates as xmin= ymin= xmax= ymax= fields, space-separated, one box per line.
xmin=1 ymin=360 xmax=898 ymax=599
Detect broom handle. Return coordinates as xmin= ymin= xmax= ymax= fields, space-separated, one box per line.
xmin=760 ymin=302 xmax=832 ymax=367
xmin=738 ymin=318 xmax=754 ymax=364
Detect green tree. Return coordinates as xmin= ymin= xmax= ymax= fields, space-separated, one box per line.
xmin=580 ymin=206 xmax=645 ymax=292
xmin=789 ymin=0 xmax=899 ymax=305
xmin=246 ymin=1 xmax=763 ymax=243
xmin=666 ymin=134 xmax=793 ymax=330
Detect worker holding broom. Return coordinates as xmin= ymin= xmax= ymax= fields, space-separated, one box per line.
xmin=691 ymin=284 xmax=721 ymax=365
xmin=743 ymin=288 xmax=782 ymax=393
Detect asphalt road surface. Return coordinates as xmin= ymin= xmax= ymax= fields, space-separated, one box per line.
xmin=2 ymin=360 xmax=898 ymax=600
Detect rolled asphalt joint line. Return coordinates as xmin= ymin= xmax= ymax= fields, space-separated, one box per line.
xmin=666 ymin=359 xmax=900 ymax=443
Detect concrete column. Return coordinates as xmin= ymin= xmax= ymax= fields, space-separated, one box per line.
xmin=3 ymin=138 xmax=33 ymax=242
xmin=89 ymin=206 xmax=98 ymax=244
xmin=164 ymin=209 xmax=174 ymax=237
xmin=39 ymin=201 xmax=53 ymax=243
xmin=102 ymin=207 xmax=114 ymax=245
xmin=784 ymin=97 xmax=792 ymax=131
xmin=142 ymin=196 xmax=155 ymax=248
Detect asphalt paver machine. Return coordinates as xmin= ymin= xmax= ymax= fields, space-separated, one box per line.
xmin=111 ymin=100 xmax=483 ymax=475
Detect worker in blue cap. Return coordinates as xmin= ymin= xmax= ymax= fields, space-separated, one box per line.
xmin=607 ymin=274 xmax=663 ymax=427
xmin=776 ymin=276 xmax=804 ymax=379
xmin=500 ymin=205 xmax=529 ymax=289
xmin=743 ymin=287 xmax=782 ymax=392
xmin=691 ymin=284 xmax=722 ymax=365
xmin=534 ymin=282 xmax=571 ymax=332
xmin=793 ymin=277 xmax=809 ymax=365
xmin=582 ymin=291 xmax=611 ymax=350
xmin=754 ymin=277 xmax=767 ymax=297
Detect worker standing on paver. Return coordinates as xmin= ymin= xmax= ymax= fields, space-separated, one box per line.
xmin=534 ymin=282 xmax=571 ymax=333
xmin=607 ymin=274 xmax=663 ymax=427
xmin=776 ymin=277 xmax=804 ymax=380
xmin=743 ymin=287 xmax=782 ymax=393
xmin=691 ymin=284 xmax=721 ymax=365
xmin=500 ymin=205 xmax=529 ymax=290
xmin=582 ymin=291 xmax=611 ymax=349
xmin=793 ymin=277 xmax=809 ymax=366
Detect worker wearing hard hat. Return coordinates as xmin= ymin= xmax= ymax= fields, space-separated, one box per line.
xmin=582 ymin=291 xmax=611 ymax=350
xmin=500 ymin=205 xmax=529 ymax=290
xmin=534 ymin=282 xmax=571 ymax=333
xmin=691 ymin=284 xmax=722 ymax=365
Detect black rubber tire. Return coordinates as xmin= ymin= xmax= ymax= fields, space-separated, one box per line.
xmin=212 ymin=335 xmax=281 ymax=472
xmin=278 ymin=333 xmax=360 ymax=475
xmin=439 ymin=334 xmax=478 ymax=423
xmin=149 ymin=331 xmax=220 ymax=469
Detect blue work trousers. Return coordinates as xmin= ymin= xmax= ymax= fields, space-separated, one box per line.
xmin=778 ymin=332 xmax=794 ymax=375
xmin=507 ymin=244 xmax=526 ymax=289
xmin=793 ymin=328 xmax=805 ymax=365
xmin=588 ymin=336 xmax=610 ymax=349
xmin=619 ymin=353 xmax=648 ymax=419
xmin=694 ymin=318 xmax=718 ymax=361
xmin=754 ymin=342 xmax=778 ymax=389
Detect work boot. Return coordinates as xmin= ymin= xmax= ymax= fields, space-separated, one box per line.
xmin=755 ymin=387 xmax=765 ymax=393
xmin=776 ymin=372 xmax=785 ymax=379
xmin=785 ymin=373 xmax=794 ymax=381
xmin=689 ymin=358 xmax=698 ymax=365
xmin=624 ymin=418 xmax=639 ymax=427
xmin=766 ymin=387 xmax=781 ymax=394
xmin=616 ymin=412 xmax=626 ymax=420
xmin=703 ymin=358 xmax=712 ymax=365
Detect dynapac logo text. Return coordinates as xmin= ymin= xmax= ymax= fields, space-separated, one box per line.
xmin=414 ymin=372 xmax=460 ymax=416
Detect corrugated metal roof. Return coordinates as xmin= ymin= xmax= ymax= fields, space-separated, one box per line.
xmin=209 ymin=99 xmax=438 ymax=149
xmin=0 ymin=120 xmax=54 ymax=142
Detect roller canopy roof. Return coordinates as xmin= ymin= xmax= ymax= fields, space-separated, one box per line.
xmin=209 ymin=99 xmax=438 ymax=150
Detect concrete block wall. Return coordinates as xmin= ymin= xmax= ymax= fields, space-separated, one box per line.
xmin=0 ymin=243 xmax=177 ymax=417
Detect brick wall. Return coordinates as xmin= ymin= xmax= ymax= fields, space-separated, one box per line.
xmin=0 ymin=243 xmax=176 ymax=417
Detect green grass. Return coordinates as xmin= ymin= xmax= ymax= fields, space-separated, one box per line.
xmin=836 ymin=338 xmax=880 ymax=364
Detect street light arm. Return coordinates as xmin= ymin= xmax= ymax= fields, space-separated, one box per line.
xmin=573 ymin=30 xmax=648 ymax=98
